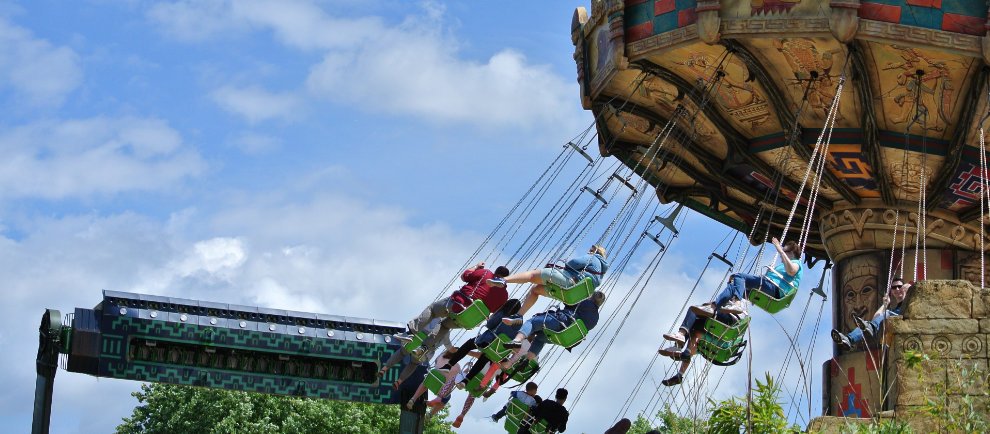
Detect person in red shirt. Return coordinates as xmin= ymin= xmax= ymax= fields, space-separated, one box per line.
xmin=395 ymin=262 xmax=510 ymax=352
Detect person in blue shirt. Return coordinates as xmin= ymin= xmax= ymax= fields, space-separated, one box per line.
xmin=832 ymin=278 xmax=911 ymax=350
xmin=690 ymin=237 xmax=802 ymax=319
xmin=438 ymin=299 xmax=523 ymax=382
xmin=503 ymin=291 xmax=604 ymax=357
xmin=497 ymin=245 xmax=609 ymax=315
xmin=491 ymin=381 xmax=540 ymax=422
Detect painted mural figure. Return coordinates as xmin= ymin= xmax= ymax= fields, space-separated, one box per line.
xmin=832 ymin=278 xmax=911 ymax=350
xmin=775 ymin=38 xmax=843 ymax=121
xmin=883 ymin=46 xmax=958 ymax=132
xmin=839 ymin=254 xmax=881 ymax=337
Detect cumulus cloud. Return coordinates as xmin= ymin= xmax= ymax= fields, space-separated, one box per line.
xmin=0 ymin=116 xmax=206 ymax=199
xmin=211 ymin=85 xmax=302 ymax=123
xmin=148 ymin=0 xmax=580 ymax=130
xmin=0 ymin=15 xmax=82 ymax=107
xmin=228 ymin=131 xmax=282 ymax=154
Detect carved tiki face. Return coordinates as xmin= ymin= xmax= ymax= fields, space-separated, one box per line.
xmin=839 ymin=254 xmax=881 ymax=333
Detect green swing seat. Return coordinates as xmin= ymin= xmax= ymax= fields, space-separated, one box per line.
xmin=544 ymin=318 xmax=588 ymax=349
xmin=403 ymin=331 xmax=429 ymax=353
xmin=510 ymin=358 xmax=540 ymax=383
xmin=480 ymin=333 xmax=514 ymax=362
xmin=697 ymin=316 xmax=750 ymax=366
xmin=544 ymin=276 xmax=595 ymax=305
xmin=504 ymin=398 xmax=548 ymax=434
xmin=423 ymin=368 xmax=448 ymax=395
xmin=450 ymin=298 xmax=491 ymax=329
xmin=748 ymin=267 xmax=799 ymax=314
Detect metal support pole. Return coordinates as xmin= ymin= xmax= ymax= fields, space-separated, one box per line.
xmin=32 ymin=309 xmax=61 ymax=434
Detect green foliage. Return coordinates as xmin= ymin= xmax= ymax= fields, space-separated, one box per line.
xmin=706 ymin=373 xmax=799 ymax=434
xmin=841 ymin=419 xmax=913 ymax=434
xmin=115 ymin=383 xmax=454 ymax=434
xmin=628 ymin=405 xmax=706 ymax=433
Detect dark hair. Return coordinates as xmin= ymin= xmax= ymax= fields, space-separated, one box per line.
xmin=891 ymin=277 xmax=904 ymax=283
xmin=555 ymin=388 xmax=568 ymax=400
xmin=526 ymin=382 xmax=538 ymax=392
xmin=783 ymin=240 xmax=800 ymax=259
xmin=495 ymin=266 xmax=510 ymax=278
xmin=500 ymin=299 xmax=522 ymax=316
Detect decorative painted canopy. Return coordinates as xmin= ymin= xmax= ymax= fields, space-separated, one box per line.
xmin=571 ymin=0 xmax=990 ymax=259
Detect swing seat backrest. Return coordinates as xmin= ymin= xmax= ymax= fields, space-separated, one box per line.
xmin=544 ymin=319 xmax=588 ymax=348
xmin=450 ymin=298 xmax=491 ymax=329
xmin=749 ymin=267 xmax=798 ymax=314
xmin=511 ymin=359 xmax=540 ymax=383
xmin=544 ymin=277 xmax=595 ymax=305
xmin=464 ymin=373 xmax=489 ymax=398
xmin=480 ymin=333 xmax=513 ymax=362
xmin=423 ymin=368 xmax=447 ymax=395
xmin=697 ymin=316 xmax=750 ymax=365
xmin=504 ymin=398 xmax=531 ymax=433
xmin=403 ymin=331 xmax=428 ymax=353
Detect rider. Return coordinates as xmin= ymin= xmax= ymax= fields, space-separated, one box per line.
xmin=657 ymin=307 xmax=747 ymax=386
xmin=498 ymin=245 xmax=609 ymax=315
xmin=396 ymin=262 xmax=510 ymax=350
xmin=690 ymin=237 xmax=801 ymax=318
xmin=832 ymin=278 xmax=911 ymax=350
xmin=503 ymin=291 xmax=605 ymax=358
xmin=440 ymin=299 xmax=524 ymax=386
xmin=491 ymin=381 xmax=540 ymax=422
xmin=520 ymin=388 xmax=569 ymax=434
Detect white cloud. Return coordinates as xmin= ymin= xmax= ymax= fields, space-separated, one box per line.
xmin=148 ymin=0 xmax=581 ymax=130
xmin=0 ymin=15 xmax=82 ymax=107
xmin=211 ymin=85 xmax=302 ymax=123
xmin=0 ymin=116 xmax=206 ymax=200
xmin=229 ymin=131 xmax=282 ymax=154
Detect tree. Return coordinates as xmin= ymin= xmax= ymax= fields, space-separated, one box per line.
xmin=706 ymin=373 xmax=798 ymax=434
xmin=115 ymin=383 xmax=455 ymax=434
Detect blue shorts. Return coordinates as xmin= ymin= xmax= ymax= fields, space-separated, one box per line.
xmin=540 ymin=267 xmax=574 ymax=287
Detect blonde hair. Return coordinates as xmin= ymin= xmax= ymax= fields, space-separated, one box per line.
xmin=590 ymin=245 xmax=607 ymax=259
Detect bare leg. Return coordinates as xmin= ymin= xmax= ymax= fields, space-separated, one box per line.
xmin=504 ymin=269 xmax=542 ymax=284
xmin=518 ymin=285 xmax=547 ymax=316
xmin=458 ymin=395 xmax=476 ymax=418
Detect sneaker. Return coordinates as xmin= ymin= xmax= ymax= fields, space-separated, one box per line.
xmin=455 ymin=381 xmax=466 ymax=390
xmin=721 ymin=298 xmax=748 ymax=316
xmin=483 ymin=389 xmax=497 ymax=399
xmin=689 ymin=303 xmax=715 ymax=318
xmin=662 ymin=373 xmax=683 ymax=386
xmin=658 ymin=345 xmax=684 ymax=360
xmin=501 ymin=317 xmax=523 ymax=326
xmin=491 ymin=414 xmax=502 ymax=422
xmin=394 ymin=332 xmax=415 ymax=344
xmin=854 ymin=316 xmax=876 ymax=340
xmin=662 ymin=330 xmax=687 ymax=346
xmin=452 ymin=415 xmax=464 ymax=428
xmin=831 ymin=329 xmax=852 ymax=351
xmin=487 ymin=277 xmax=507 ymax=288
xmin=504 ymin=340 xmax=523 ymax=349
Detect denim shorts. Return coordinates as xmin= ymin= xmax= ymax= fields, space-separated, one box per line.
xmin=540 ymin=267 xmax=574 ymax=287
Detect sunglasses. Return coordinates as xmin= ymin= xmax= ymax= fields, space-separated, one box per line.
xmin=890 ymin=284 xmax=903 ymax=289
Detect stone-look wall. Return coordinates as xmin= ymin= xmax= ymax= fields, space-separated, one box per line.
xmin=887 ymin=280 xmax=990 ymax=429
xmin=811 ymin=280 xmax=988 ymax=432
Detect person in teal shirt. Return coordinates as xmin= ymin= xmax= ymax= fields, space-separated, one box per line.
xmin=691 ymin=237 xmax=802 ymax=318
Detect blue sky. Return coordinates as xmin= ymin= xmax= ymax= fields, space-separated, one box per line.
xmin=0 ymin=1 xmax=833 ymax=433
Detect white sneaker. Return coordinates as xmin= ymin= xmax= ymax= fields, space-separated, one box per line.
xmin=662 ymin=330 xmax=687 ymax=346
xmin=721 ymin=298 xmax=748 ymax=315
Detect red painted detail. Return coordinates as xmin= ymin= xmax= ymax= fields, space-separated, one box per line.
xmin=625 ymin=21 xmax=654 ymax=42
xmin=655 ymin=0 xmax=676 ymax=15
xmin=941 ymin=250 xmax=953 ymax=270
xmin=859 ymin=3 xmax=901 ymax=22
xmin=829 ymin=358 xmax=841 ymax=376
xmin=916 ymin=262 xmax=926 ymax=282
xmin=905 ymin=0 xmax=941 ymax=8
xmin=839 ymin=367 xmax=873 ymax=418
xmin=942 ymin=13 xmax=985 ymax=35
xmin=678 ymin=8 xmax=697 ymax=26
